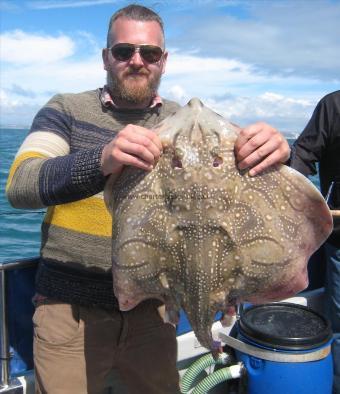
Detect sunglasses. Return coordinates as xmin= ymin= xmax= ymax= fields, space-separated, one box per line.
xmin=109 ymin=43 xmax=164 ymax=64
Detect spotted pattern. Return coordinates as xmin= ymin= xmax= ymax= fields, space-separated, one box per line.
xmin=107 ymin=98 xmax=333 ymax=351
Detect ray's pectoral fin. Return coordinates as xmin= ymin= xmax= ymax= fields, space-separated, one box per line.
xmin=103 ymin=174 xmax=120 ymax=214
xmin=280 ymin=167 xmax=333 ymax=250
xmin=112 ymin=240 xmax=174 ymax=311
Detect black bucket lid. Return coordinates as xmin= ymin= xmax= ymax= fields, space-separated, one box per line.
xmin=238 ymin=302 xmax=333 ymax=350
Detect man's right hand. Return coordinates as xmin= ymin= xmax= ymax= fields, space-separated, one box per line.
xmin=101 ymin=124 xmax=162 ymax=176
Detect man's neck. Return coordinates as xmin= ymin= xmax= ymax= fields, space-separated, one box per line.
xmin=112 ymin=96 xmax=151 ymax=110
xmin=101 ymin=85 xmax=162 ymax=110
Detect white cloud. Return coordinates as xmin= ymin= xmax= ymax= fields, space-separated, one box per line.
xmin=1 ymin=30 xmax=105 ymax=99
xmin=162 ymin=52 xmax=325 ymax=102
xmin=0 ymin=28 xmax=329 ymax=132
xmin=1 ymin=30 xmax=75 ymax=64
xmin=197 ymin=92 xmax=315 ymax=135
xmin=2 ymin=56 xmax=104 ymax=91
xmin=0 ymin=29 xmax=105 ymax=126
xmin=0 ymin=89 xmax=42 ymax=127
xmin=166 ymin=52 xmax=257 ymax=78
xmin=0 ymin=89 xmax=22 ymax=109
xmin=27 ymin=0 xmax=116 ymax=9
xmin=168 ymin=85 xmax=187 ymax=102
xmin=168 ymin=1 xmax=340 ymax=81
xmin=0 ymin=1 xmax=19 ymax=11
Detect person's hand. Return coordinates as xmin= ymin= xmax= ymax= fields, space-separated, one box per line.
xmin=101 ymin=124 xmax=162 ymax=176
xmin=234 ymin=122 xmax=290 ymax=176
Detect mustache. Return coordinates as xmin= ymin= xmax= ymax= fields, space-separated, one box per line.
xmin=124 ymin=67 xmax=149 ymax=76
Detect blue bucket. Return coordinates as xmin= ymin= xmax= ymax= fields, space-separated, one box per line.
xmin=235 ymin=303 xmax=333 ymax=394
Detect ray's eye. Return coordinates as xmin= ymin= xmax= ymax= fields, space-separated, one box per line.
xmin=172 ymin=157 xmax=183 ymax=169
xmin=213 ymin=156 xmax=223 ymax=167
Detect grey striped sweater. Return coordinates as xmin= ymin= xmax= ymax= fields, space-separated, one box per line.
xmin=6 ymin=88 xmax=179 ymax=306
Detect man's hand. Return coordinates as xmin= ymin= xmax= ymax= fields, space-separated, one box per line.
xmin=234 ymin=122 xmax=290 ymax=176
xmin=101 ymin=124 xmax=162 ymax=176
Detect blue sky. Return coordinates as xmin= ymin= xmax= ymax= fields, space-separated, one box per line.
xmin=1 ymin=0 xmax=339 ymax=136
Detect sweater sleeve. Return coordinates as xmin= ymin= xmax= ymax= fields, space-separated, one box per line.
xmin=6 ymin=94 xmax=108 ymax=209
xmin=290 ymin=98 xmax=330 ymax=176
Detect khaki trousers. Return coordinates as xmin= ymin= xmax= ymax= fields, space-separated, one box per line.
xmin=33 ymin=299 xmax=180 ymax=394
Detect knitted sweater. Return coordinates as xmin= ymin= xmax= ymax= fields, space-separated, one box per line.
xmin=6 ymin=88 xmax=180 ymax=307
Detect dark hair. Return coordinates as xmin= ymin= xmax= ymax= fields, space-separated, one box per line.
xmin=106 ymin=4 xmax=164 ymax=47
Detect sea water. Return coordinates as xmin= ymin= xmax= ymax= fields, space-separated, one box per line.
xmin=0 ymin=129 xmax=44 ymax=261
xmin=0 ymin=129 xmax=320 ymax=262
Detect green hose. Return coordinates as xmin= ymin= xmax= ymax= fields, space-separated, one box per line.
xmin=191 ymin=367 xmax=234 ymax=394
xmin=180 ymin=352 xmax=229 ymax=393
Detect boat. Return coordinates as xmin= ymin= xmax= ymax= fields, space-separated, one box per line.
xmin=0 ymin=250 xmax=329 ymax=393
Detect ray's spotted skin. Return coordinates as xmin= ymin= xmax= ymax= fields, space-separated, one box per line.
xmin=105 ymin=98 xmax=333 ymax=352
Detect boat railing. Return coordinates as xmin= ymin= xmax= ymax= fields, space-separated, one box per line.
xmin=0 ymin=257 xmax=38 ymax=392
xmin=0 ymin=252 xmax=327 ymax=392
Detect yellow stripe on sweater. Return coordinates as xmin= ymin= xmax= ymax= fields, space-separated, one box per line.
xmin=6 ymin=151 xmax=47 ymax=191
xmin=44 ymin=196 xmax=112 ymax=237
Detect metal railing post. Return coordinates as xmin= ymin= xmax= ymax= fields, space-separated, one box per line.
xmin=0 ymin=269 xmax=10 ymax=389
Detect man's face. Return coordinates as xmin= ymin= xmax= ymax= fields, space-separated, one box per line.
xmin=102 ymin=17 xmax=167 ymax=107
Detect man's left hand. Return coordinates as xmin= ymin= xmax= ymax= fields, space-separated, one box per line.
xmin=234 ymin=122 xmax=290 ymax=176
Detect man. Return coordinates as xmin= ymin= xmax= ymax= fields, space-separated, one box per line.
xmin=290 ymin=90 xmax=340 ymax=394
xmin=6 ymin=4 xmax=290 ymax=394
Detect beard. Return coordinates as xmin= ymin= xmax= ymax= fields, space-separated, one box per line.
xmin=107 ymin=67 xmax=162 ymax=106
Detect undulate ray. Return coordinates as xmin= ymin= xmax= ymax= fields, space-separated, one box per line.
xmin=105 ymin=98 xmax=333 ymax=352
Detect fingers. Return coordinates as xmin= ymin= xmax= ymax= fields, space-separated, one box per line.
xmin=247 ymin=148 xmax=286 ymax=176
xmin=101 ymin=124 xmax=162 ymax=176
xmin=115 ymin=139 xmax=158 ymax=165
xmin=235 ymin=122 xmax=290 ymax=176
xmin=122 ymin=125 xmax=163 ymax=153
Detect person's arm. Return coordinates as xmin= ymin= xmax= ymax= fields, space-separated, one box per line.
xmin=234 ymin=122 xmax=290 ymax=176
xmin=6 ymin=94 xmax=108 ymax=209
xmin=6 ymin=94 xmax=162 ymax=209
xmin=289 ymin=99 xmax=329 ymax=177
